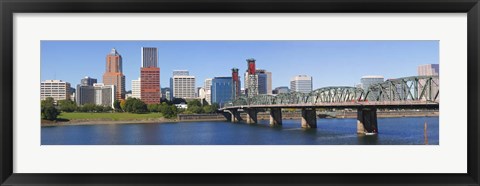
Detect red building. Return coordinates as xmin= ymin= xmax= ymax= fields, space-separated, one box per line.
xmin=103 ymin=48 xmax=126 ymax=100
xmin=140 ymin=67 xmax=160 ymax=104
xmin=231 ymin=68 xmax=241 ymax=100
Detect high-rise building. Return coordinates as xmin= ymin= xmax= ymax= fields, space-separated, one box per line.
xmin=360 ymin=76 xmax=384 ymax=90
xmin=418 ymin=64 xmax=439 ymax=100
xmin=256 ymin=69 xmax=272 ymax=95
xmin=141 ymin=67 xmax=161 ymax=104
xmin=141 ymin=47 xmax=158 ymax=68
xmin=246 ymin=58 xmax=258 ymax=97
xmin=131 ymin=78 xmax=141 ymax=99
xmin=231 ymin=68 xmax=241 ymax=100
xmin=81 ymin=76 xmax=97 ymax=86
xmin=244 ymin=68 xmax=271 ymax=95
xmin=171 ymin=70 xmax=196 ymax=99
xmin=196 ymin=87 xmax=202 ymax=98
xmin=69 ymin=87 xmax=76 ymax=102
xmin=103 ymin=48 xmax=126 ymax=100
xmin=40 ymin=80 xmax=71 ymax=102
xmin=198 ymin=87 xmax=206 ymax=100
xmin=418 ymin=64 xmax=439 ymax=76
xmin=211 ymin=77 xmax=233 ymax=107
xmin=76 ymin=84 xmax=94 ymax=105
xmin=266 ymin=71 xmax=272 ymax=95
xmin=76 ymin=83 xmax=115 ymax=108
xmin=93 ymin=83 xmax=116 ymax=108
xmin=290 ymin=75 xmax=313 ymax=93
xmin=140 ymin=47 xmax=160 ymax=104
xmin=273 ymin=86 xmax=290 ymax=94
xmin=204 ymin=78 xmax=213 ymax=104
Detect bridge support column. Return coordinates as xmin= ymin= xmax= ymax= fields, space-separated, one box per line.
xmin=246 ymin=109 xmax=258 ymax=124
xmin=269 ymin=108 xmax=282 ymax=126
xmin=230 ymin=109 xmax=242 ymax=123
xmin=357 ymin=108 xmax=378 ymax=134
xmin=301 ymin=108 xmax=317 ymax=128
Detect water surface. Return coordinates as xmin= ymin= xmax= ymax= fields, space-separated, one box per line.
xmin=41 ymin=117 xmax=439 ymax=145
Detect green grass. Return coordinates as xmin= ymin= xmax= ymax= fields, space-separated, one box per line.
xmin=59 ymin=112 xmax=164 ymax=121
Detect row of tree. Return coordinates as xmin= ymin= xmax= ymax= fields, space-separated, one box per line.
xmin=41 ymin=97 xmax=220 ymax=121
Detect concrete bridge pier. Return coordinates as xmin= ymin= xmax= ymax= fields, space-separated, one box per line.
xmin=269 ymin=108 xmax=282 ymax=126
xmin=357 ymin=107 xmax=378 ymax=134
xmin=246 ymin=109 xmax=258 ymax=124
xmin=301 ymin=108 xmax=317 ymax=128
xmin=224 ymin=109 xmax=242 ymax=123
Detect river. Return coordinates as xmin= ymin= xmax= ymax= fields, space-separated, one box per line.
xmin=41 ymin=117 xmax=439 ymax=145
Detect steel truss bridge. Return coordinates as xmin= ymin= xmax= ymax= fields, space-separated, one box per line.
xmin=220 ymin=76 xmax=439 ymax=133
xmin=223 ymin=75 xmax=439 ymax=109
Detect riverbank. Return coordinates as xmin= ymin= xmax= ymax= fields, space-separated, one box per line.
xmin=41 ymin=118 xmax=178 ymax=127
xmin=41 ymin=110 xmax=439 ymax=127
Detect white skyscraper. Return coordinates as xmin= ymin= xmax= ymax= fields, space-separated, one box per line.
xmin=171 ymin=70 xmax=196 ymax=99
xmin=290 ymin=75 xmax=313 ymax=93
xmin=204 ymin=78 xmax=213 ymax=104
xmin=131 ymin=78 xmax=141 ymax=99
xmin=41 ymin=80 xmax=71 ymax=102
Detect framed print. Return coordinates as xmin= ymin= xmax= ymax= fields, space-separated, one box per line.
xmin=1 ymin=0 xmax=479 ymax=185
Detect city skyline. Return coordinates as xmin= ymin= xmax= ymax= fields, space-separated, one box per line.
xmin=41 ymin=41 xmax=439 ymax=91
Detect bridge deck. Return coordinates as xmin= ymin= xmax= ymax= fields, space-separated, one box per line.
xmin=221 ymin=101 xmax=439 ymax=110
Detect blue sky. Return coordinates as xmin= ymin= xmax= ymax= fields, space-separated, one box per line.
xmin=41 ymin=40 xmax=439 ymax=91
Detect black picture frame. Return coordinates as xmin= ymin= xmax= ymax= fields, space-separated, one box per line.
xmin=1 ymin=0 xmax=479 ymax=185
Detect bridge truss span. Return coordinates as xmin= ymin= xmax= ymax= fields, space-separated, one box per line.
xmin=224 ymin=75 xmax=439 ymax=109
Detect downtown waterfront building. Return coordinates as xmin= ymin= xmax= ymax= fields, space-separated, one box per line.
xmin=141 ymin=47 xmax=158 ymax=68
xmin=171 ymin=70 xmax=196 ymax=99
xmin=290 ymin=75 xmax=313 ymax=93
xmin=244 ymin=69 xmax=272 ymax=95
xmin=102 ymin=48 xmax=126 ymax=100
xmin=360 ymin=75 xmax=384 ymax=90
xmin=418 ymin=64 xmax=439 ymax=76
xmin=40 ymin=80 xmax=71 ymax=102
xmin=131 ymin=78 xmax=141 ymax=99
xmin=76 ymin=83 xmax=115 ymax=108
xmin=81 ymin=76 xmax=97 ymax=86
xmin=211 ymin=77 xmax=233 ymax=107
xmin=140 ymin=47 xmax=161 ymax=104
xmin=204 ymin=78 xmax=213 ymax=104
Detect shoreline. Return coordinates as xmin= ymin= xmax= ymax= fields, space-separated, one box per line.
xmin=41 ymin=114 xmax=439 ymax=127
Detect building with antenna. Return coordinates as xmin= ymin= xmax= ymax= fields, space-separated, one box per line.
xmin=102 ymin=48 xmax=126 ymax=100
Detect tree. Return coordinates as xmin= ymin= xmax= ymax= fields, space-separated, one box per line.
xmin=57 ymin=100 xmax=77 ymax=112
xmin=210 ymin=103 xmax=220 ymax=112
xmin=41 ymin=97 xmax=60 ymax=120
xmin=187 ymin=99 xmax=202 ymax=107
xmin=148 ymin=104 xmax=160 ymax=112
xmin=203 ymin=105 xmax=214 ymax=113
xmin=124 ymin=98 xmax=147 ymax=113
xmin=163 ymin=105 xmax=178 ymax=118
xmin=79 ymin=103 xmax=96 ymax=112
xmin=113 ymin=100 xmax=122 ymax=112
xmin=120 ymin=99 xmax=127 ymax=112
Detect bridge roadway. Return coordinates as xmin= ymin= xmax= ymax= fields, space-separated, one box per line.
xmin=220 ymin=101 xmax=439 ymax=135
